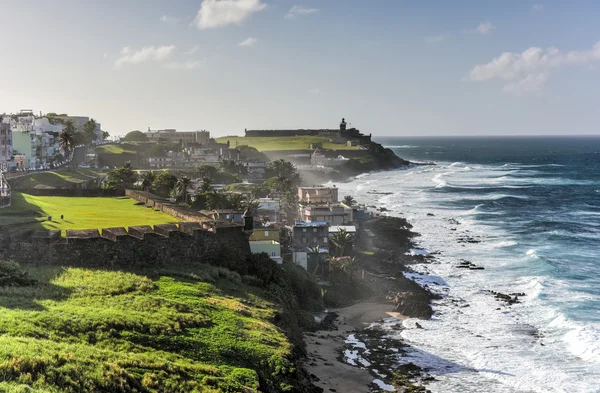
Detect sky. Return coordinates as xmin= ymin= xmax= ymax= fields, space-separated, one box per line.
xmin=1 ymin=0 xmax=600 ymax=137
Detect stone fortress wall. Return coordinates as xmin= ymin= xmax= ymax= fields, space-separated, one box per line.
xmin=1 ymin=189 xmax=250 ymax=267
xmin=0 ymin=221 xmax=250 ymax=268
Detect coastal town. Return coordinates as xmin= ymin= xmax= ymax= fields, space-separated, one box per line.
xmin=1 ymin=112 xmax=405 ymax=273
xmin=0 ymin=110 xmax=432 ymax=392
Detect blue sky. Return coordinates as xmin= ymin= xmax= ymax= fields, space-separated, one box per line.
xmin=1 ymin=0 xmax=600 ymax=136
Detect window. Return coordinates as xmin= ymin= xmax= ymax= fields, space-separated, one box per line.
xmin=302 ymin=228 xmax=307 ymax=232
xmin=324 ymin=237 xmax=328 ymax=243
xmin=264 ymin=231 xmax=269 ymax=237
xmin=313 ymin=238 xmax=318 ymax=243
xmin=313 ymin=228 xmax=317 ymax=233
xmin=302 ymin=238 xmax=307 ymax=244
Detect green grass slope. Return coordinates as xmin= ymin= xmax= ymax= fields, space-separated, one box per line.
xmin=215 ymin=136 xmax=359 ymax=151
xmin=0 ymin=192 xmax=180 ymax=232
xmin=0 ymin=263 xmax=300 ymax=393
xmin=9 ymin=169 xmax=104 ymax=190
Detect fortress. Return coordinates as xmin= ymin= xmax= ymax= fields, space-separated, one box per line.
xmin=0 ymin=190 xmax=251 ymax=268
xmin=244 ymin=118 xmax=372 ymax=142
xmin=0 ymin=221 xmax=250 ymax=269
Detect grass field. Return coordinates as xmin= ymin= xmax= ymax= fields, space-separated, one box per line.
xmin=0 ymin=192 xmax=180 ymax=232
xmin=216 ymin=135 xmax=360 ymax=151
xmin=9 ymin=169 xmax=105 ymax=190
xmin=0 ymin=263 xmax=292 ymax=392
xmin=95 ymin=144 xmax=137 ymax=155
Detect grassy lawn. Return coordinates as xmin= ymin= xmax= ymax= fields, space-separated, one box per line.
xmin=9 ymin=169 xmax=105 ymax=190
xmin=216 ymin=135 xmax=360 ymax=151
xmin=0 ymin=192 xmax=180 ymax=232
xmin=0 ymin=264 xmax=291 ymax=392
xmin=96 ymin=144 xmax=137 ymax=155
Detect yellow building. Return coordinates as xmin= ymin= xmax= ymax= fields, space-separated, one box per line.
xmin=249 ymin=228 xmax=280 ymax=242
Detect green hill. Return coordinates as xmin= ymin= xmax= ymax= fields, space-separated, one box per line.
xmin=0 ymin=260 xmax=321 ymax=393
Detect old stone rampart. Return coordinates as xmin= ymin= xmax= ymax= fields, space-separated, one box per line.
xmin=125 ymin=190 xmax=214 ymax=223
xmin=0 ymin=222 xmax=250 ymax=268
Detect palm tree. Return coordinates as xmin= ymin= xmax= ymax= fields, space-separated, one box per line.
xmin=206 ymin=191 xmax=225 ymax=210
xmin=245 ymin=199 xmax=260 ymax=216
xmin=58 ymin=130 xmax=76 ymax=166
xmin=227 ymin=193 xmax=246 ymax=210
xmin=330 ymin=229 xmax=354 ymax=257
xmin=343 ymin=195 xmax=356 ymax=206
xmin=309 ymin=245 xmax=322 ymax=276
xmin=199 ymin=177 xmax=213 ymax=193
xmin=140 ymin=171 xmax=156 ymax=192
xmin=175 ymin=176 xmax=192 ymax=204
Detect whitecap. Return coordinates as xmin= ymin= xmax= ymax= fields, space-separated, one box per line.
xmin=373 ymin=379 xmax=396 ymax=391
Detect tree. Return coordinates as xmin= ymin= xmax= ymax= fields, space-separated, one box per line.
xmin=104 ymin=162 xmax=138 ymax=190
xmin=123 ymin=130 xmax=148 ymax=142
xmin=175 ymin=175 xmax=192 ymax=204
xmin=82 ymin=118 xmax=99 ymax=144
xmin=58 ymin=129 xmax=76 ymax=167
xmin=199 ymin=177 xmax=213 ymax=193
xmin=140 ymin=171 xmax=156 ymax=192
xmin=329 ymin=229 xmax=354 ymax=257
xmin=226 ymin=193 xmax=246 ymax=210
xmin=245 ymin=199 xmax=260 ymax=216
xmin=206 ymin=191 xmax=226 ymax=210
xmin=343 ymin=195 xmax=356 ymax=206
xmin=197 ymin=164 xmax=218 ymax=180
xmin=152 ymin=171 xmax=178 ymax=198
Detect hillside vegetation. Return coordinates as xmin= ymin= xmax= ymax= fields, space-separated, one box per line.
xmin=9 ymin=169 xmax=104 ymax=190
xmin=0 ymin=259 xmax=322 ymax=393
xmin=215 ymin=136 xmax=359 ymax=151
xmin=0 ymin=192 xmax=180 ymax=232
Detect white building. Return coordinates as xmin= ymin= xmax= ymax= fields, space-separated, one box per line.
xmin=0 ymin=121 xmax=11 ymax=172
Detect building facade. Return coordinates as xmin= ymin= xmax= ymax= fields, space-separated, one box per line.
xmin=292 ymin=221 xmax=329 ymax=248
xmin=249 ymin=240 xmax=282 ymax=263
xmin=145 ymin=129 xmax=211 ymax=145
xmin=300 ymin=204 xmax=349 ymax=225
xmin=249 ymin=228 xmax=280 ymax=242
xmin=0 ymin=122 xmax=11 ymax=172
xmin=298 ymin=186 xmax=339 ymax=204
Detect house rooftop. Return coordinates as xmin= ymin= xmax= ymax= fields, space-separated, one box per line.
xmin=294 ymin=221 xmax=328 ymax=227
xmin=249 ymin=240 xmax=280 ymax=245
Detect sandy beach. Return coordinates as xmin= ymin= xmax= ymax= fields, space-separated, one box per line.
xmin=304 ymin=301 xmax=405 ymax=392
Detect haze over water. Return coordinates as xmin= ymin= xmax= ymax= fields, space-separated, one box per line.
xmin=337 ymin=136 xmax=600 ymax=393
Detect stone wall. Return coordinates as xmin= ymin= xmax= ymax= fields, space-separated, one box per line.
xmin=125 ymin=189 xmax=214 ymax=224
xmin=0 ymin=222 xmax=250 ymax=269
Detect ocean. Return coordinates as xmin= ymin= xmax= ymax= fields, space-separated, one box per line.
xmin=334 ymin=136 xmax=600 ymax=393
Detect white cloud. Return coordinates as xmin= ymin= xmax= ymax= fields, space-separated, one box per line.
xmin=470 ymin=42 xmax=600 ymax=94
xmin=186 ymin=45 xmax=200 ymax=55
xmin=532 ymin=4 xmax=544 ymax=12
xmin=165 ymin=60 xmax=204 ymax=70
xmin=424 ymin=34 xmax=448 ymax=43
xmin=160 ymin=15 xmax=180 ymax=23
xmin=194 ymin=0 xmax=267 ymax=29
xmin=285 ymin=5 xmax=319 ymax=19
xmin=475 ymin=21 xmax=495 ymax=35
xmin=114 ymin=45 xmax=175 ymax=68
xmin=502 ymin=73 xmax=549 ymax=95
xmin=239 ymin=37 xmax=258 ymax=47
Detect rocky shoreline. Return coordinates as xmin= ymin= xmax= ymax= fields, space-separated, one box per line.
xmin=303 ymin=217 xmax=437 ymax=392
